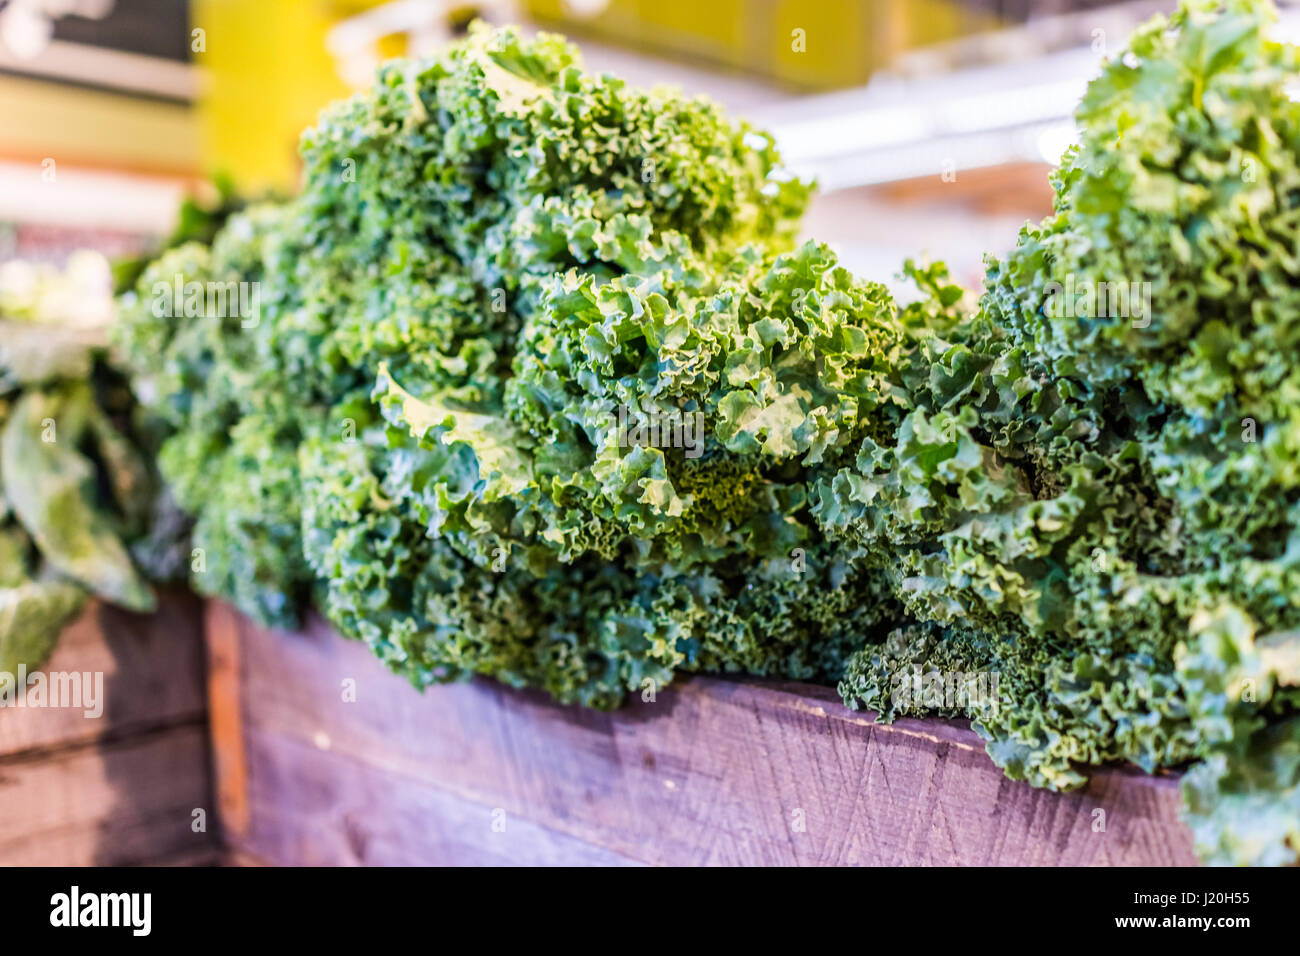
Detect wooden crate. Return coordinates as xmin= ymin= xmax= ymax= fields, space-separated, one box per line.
xmin=206 ymin=601 xmax=1199 ymax=866
xmin=0 ymin=591 xmax=217 ymax=866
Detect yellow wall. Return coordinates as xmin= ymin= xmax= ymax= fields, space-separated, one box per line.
xmin=0 ymin=2 xmax=380 ymax=190
xmin=195 ymin=0 xmax=369 ymax=192
xmin=527 ymin=0 xmax=1002 ymax=91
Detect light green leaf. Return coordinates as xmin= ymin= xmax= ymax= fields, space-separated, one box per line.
xmin=1 ymin=390 xmax=153 ymax=612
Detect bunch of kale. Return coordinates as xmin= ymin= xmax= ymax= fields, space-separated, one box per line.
xmin=830 ymin=0 xmax=1300 ymax=864
xmin=116 ymin=25 xmax=887 ymax=708
xmin=117 ymin=2 xmax=1300 ymax=864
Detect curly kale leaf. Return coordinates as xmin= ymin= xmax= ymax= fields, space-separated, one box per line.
xmin=824 ymin=0 xmax=1300 ymax=859
xmin=115 ymin=23 xmax=810 ymax=632
xmin=1177 ymin=606 xmax=1300 ymax=865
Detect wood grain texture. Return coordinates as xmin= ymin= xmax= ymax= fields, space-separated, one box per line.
xmin=0 ymin=591 xmax=215 ymax=866
xmin=243 ymin=729 xmax=643 ymax=866
xmin=0 ymin=725 xmax=214 ymax=865
xmin=0 ymin=591 xmax=206 ymax=757
xmin=215 ymin=606 xmax=1200 ymax=866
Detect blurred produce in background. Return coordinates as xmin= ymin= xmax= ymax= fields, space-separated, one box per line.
xmin=0 ymin=250 xmax=189 ymax=675
xmin=0 ymin=0 xmax=1220 ymax=281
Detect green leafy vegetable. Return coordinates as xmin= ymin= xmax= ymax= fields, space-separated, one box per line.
xmin=115 ymin=22 xmax=812 ymax=633
xmin=0 ymin=578 xmax=86 ymax=677
xmin=116 ymin=4 xmax=1300 ymax=865
xmin=2 ymin=389 xmax=153 ymax=611
xmin=828 ymin=0 xmax=1300 ymax=864
xmin=0 ymin=253 xmax=186 ymax=674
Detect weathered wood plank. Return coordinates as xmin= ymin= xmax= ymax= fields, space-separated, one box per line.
xmin=0 ymin=590 xmax=206 ymax=757
xmin=0 ymin=725 xmax=215 ymax=865
xmin=219 ymin=606 xmax=1199 ymax=866
xmin=139 ymin=847 xmax=226 ymax=867
xmin=244 ymin=729 xmax=643 ymax=866
xmin=204 ymin=599 xmax=250 ymax=844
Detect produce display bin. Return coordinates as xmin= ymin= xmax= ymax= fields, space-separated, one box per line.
xmin=0 ymin=591 xmax=216 ymax=866
xmin=205 ymin=601 xmax=1198 ymax=866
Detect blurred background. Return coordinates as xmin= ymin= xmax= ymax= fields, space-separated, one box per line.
xmin=4 ymin=0 xmax=1298 ymax=297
